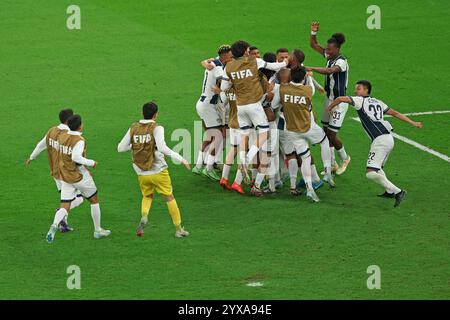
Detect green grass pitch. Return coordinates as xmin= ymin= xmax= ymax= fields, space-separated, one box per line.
xmin=1 ymin=0 xmax=449 ymax=299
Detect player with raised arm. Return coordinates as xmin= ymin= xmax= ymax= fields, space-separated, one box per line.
xmin=220 ymin=40 xmax=288 ymax=195
xmin=194 ymin=45 xmax=233 ymax=181
xmin=118 ymin=102 xmax=191 ymax=237
xmin=326 ymin=80 xmax=423 ymax=207
xmin=308 ymin=21 xmax=351 ymax=175
xmin=26 ymin=109 xmax=84 ymax=233
xmin=45 ymin=115 xmax=111 ymax=243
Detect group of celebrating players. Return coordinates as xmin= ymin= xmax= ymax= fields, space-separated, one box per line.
xmin=27 ymin=22 xmax=423 ymax=243
xmin=193 ymin=22 xmax=423 ymax=204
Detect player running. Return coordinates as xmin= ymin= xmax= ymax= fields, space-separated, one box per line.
xmin=46 ymin=115 xmax=111 ymax=243
xmin=117 ymin=102 xmax=191 ymax=237
xmin=26 ymin=109 xmax=84 ymax=233
xmin=194 ymin=45 xmax=233 ymax=181
xmin=326 ymin=80 xmax=423 ymax=207
xmin=308 ymin=21 xmax=351 ymax=175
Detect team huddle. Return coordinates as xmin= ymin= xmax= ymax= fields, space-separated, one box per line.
xmin=27 ymin=22 xmax=423 ymax=243
xmin=193 ymin=22 xmax=423 ymax=203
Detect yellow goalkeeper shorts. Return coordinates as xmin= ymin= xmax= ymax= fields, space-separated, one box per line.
xmin=138 ymin=169 xmax=173 ymax=197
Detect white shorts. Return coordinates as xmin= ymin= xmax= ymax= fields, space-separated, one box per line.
xmin=367 ymin=134 xmax=394 ymax=170
xmin=261 ymin=122 xmax=279 ymax=153
xmin=229 ymin=128 xmax=241 ymax=147
xmin=286 ymin=122 xmax=327 ymax=156
xmin=196 ymin=98 xmax=222 ymax=129
xmin=54 ymin=178 xmax=62 ymax=192
xmin=237 ymin=101 xmax=269 ymax=134
xmin=60 ymin=167 xmax=97 ymax=202
xmin=279 ymin=130 xmax=294 ymax=155
xmin=321 ymin=98 xmax=349 ymax=132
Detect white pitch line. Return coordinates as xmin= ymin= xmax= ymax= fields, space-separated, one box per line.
xmin=351 ymin=117 xmax=450 ymax=163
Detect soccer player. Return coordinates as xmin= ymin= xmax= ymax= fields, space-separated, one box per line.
xmin=276 ymin=48 xmax=290 ymax=62
xmin=117 ymin=102 xmax=191 ymax=237
xmin=272 ymin=67 xmax=335 ymax=202
xmin=326 ymin=80 xmax=423 ymax=207
xmin=308 ymin=21 xmax=351 ymax=175
xmin=45 ymin=115 xmax=110 ymax=243
xmin=194 ymin=45 xmax=233 ymax=181
xmin=220 ymin=40 xmax=288 ymax=193
xmin=217 ymin=85 xmax=247 ymax=194
xmin=249 ymin=46 xmax=261 ymax=58
xmin=26 ymin=109 xmax=84 ymax=233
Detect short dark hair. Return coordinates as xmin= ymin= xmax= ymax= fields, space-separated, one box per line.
xmin=217 ymin=44 xmax=231 ymax=56
xmin=292 ymin=49 xmax=305 ymax=65
xmin=260 ymin=52 xmax=277 ymax=79
xmin=328 ymin=33 xmax=346 ymax=48
xmin=276 ymin=48 xmax=289 ymax=54
xmin=231 ymin=40 xmax=250 ymax=58
xmin=67 ymin=115 xmax=82 ymax=131
xmin=59 ymin=108 xmax=74 ymax=123
xmin=262 ymin=52 xmax=276 ymax=63
xmin=143 ymin=101 xmax=158 ymax=120
xmin=291 ymin=67 xmax=307 ymax=84
xmin=356 ymin=80 xmax=372 ymax=94
xmin=249 ymin=46 xmax=258 ymax=51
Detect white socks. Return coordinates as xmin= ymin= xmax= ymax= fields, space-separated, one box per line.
xmin=235 ymin=170 xmax=243 ymax=185
xmin=288 ymin=159 xmax=298 ymax=189
xmin=336 ymin=146 xmax=349 ymax=161
xmin=206 ymin=153 xmax=215 ymax=171
xmin=255 ymin=172 xmax=265 ymax=188
xmin=90 ymin=203 xmax=102 ymax=232
xmin=222 ymin=164 xmax=231 ymax=179
xmin=195 ymin=151 xmax=204 ymax=169
xmin=70 ymin=195 xmax=84 ymax=210
xmin=52 ymin=208 xmax=68 ymax=226
xmin=320 ymin=139 xmax=332 ymax=174
xmin=366 ymin=171 xmax=401 ymax=194
xmin=311 ymin=164 xmax=320 ymax=183
xmin=300 ymin=155 xmax=313 ymax=190
xmin=330 ymin=146 xmax=337 ymax=166
xmin=247 ymin=145 xmax=259 ymax=164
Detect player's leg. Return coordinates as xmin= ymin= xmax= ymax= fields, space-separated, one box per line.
xmin=309 ymin=123 xmax=335 ymax=187
xmin=53 ymin=178 xmax=77 ymax=233
xmin=46 ymin=182 xmax=75 ymax=243
xmin=295 ymin=138 xmax=319 ymax=202
xmin=135 ymin=175 xmax=155 ymax=236
xmin=76 ymin=169 xmax=110 ymax=238
xmin=220 ymin=129 xmax=239 ymax=190
xmin=248 ymin=105 xmax=270 ymax=165
xmin=155 ymin=169 xmax=189 ymax=237
xmin=202 ymin=127 xmax=222 ymax=181
xmin=327 ymin=102 xmax=351 ymax=175
xmin=365 ymin=135 xmax=405 ymax=207
xmin=251 ymin=150 xmax=270 ymax=197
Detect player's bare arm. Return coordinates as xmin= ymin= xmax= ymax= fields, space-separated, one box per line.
xmin=306 ymin=65 xmax=342 ymax=75
xmin=201 ymin=58 xmax=215 ymax=70
xmin=310 ymin=21 xmax=325 ymax=56
xmin=326 ymin=96 xmax=353 ymax=113
xmin=386 ymin=108 xmax=424 ymax=128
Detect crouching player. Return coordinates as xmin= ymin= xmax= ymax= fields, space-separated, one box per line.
xmin=46 ymin=115 xmax=111 ymax=243
xmin=117 ymin=102 xmax=191 ymax=237
xmin=327 ymin=80 xmax=423 ymax=207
